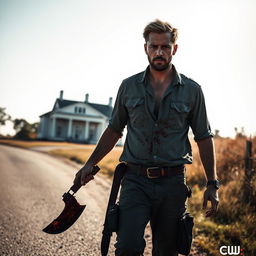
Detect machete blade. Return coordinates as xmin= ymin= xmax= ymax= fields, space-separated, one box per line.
xmin=42 ymin=192 xmax=86 ymax=234
xmin=42 ymin=165 xmax=100 ymax=234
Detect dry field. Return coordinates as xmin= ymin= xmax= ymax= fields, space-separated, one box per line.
xmin=0 ymin=139 xmax=87 ymax=149
xmin=49 ymin=146 xmax=123 ymax=177
xmin=187 ymin=137 xmax=256 ymax=256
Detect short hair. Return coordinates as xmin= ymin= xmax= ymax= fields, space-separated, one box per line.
xmin=143 ymin=19 xmax=178 ymax=44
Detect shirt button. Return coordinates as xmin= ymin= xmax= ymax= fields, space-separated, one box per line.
xmin=155 ymin=123 xmax=158 ymax=127
xmin=153 ymin=155 xmax=157 ymax=159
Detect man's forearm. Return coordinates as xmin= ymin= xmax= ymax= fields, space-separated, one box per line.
xmin=85 ymin=127 xmax=121 ymax=166
xmin=197 ymin=137 xmax=217 ymax=181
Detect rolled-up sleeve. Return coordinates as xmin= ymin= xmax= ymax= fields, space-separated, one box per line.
xmin=189 ymin=86 xmax=214 ymax=141
xmin=108 ymin=82 xmax=128 ymax=136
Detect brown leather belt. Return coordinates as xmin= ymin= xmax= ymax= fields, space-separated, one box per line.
xmin=127 ymin=163 xmax=185 ymax=178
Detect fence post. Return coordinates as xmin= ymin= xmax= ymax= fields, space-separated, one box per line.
xmin=243 ymin=140 xmax=253 ymax=203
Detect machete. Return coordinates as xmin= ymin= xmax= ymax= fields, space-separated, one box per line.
xmin=42 ymin=165 xmax=100 ymax=234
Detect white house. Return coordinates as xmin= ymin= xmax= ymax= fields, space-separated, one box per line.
xmin=38 ymin=91 xmax=113 ymax=144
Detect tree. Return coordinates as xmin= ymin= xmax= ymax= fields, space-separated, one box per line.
xmin=0 ymin=107 xmax=11 ymax=136
xmin=0 ymin=107 xmax=11 ymax=126
xmin=234 ymin=127 xmax=246 ymax=138
xmin=214 ymin=129 xmax=220 ymax=138
xmin=13 ymin=119 xmax=39 ymax=139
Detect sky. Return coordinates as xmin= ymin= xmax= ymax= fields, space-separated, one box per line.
xmin=0 ymin=0 xmax=256 ymax=137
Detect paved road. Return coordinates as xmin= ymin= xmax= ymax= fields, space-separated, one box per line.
xmin=0 ymin=145 xmax=118 ymax=256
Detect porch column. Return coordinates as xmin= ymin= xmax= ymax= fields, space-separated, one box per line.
xmin=85 ymin=121 xmax=89 ymax=140
xmin=67 ymin=119 xmax=72 ymax=138
xmin=38 ymin=117 xmax=44 ymax=138
xmin=51 ymin=117 xmax=56 ymax=138
xmin=97 ymin=122 xmax=104 ymax=140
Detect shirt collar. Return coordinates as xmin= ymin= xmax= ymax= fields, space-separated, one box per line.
xmin=137 ymin=64 xmax=184 ymax=86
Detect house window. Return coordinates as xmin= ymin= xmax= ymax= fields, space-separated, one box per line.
xmin=75 ymin=106 xmax=85 ymax=114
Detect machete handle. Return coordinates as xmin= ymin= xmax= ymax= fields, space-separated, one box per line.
xmin=70 ymin=165 xmax=100 ymax=193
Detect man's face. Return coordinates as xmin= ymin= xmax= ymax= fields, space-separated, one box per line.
xmin=144 ymin=32 xmax=178 ymax=71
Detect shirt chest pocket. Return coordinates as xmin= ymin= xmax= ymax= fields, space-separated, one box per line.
xmin=168 ymin=102 xmax=190 ymax=130
xmin=125 ymin=98 xmax=147 ymax=127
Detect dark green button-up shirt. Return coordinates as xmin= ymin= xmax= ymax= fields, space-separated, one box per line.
xmin=109 ymin=65 xmax=213 ymax=166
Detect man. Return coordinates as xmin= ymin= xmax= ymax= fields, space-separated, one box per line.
xmin=74 ymin=19 xmax=219 ymax=256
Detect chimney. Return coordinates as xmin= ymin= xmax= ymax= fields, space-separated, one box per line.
xmin=59 ymin=90 xmax=63 ymax=100
xmin=108 ymin=97 xmax=113 ymax=107
xmin=85 ymin=93 xmax=89 ymax=103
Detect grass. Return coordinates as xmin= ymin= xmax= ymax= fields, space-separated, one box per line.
xmin=1 ymin=136 xmax=256 ymax=255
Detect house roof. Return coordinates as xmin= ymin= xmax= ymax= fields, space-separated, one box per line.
xmin=40 ymin=98 xmax=113 ymax=118
xmin=88 ymin=102 xmax=113 ymax=118
xmin=57 ymin=99 xmax=77 ymax=108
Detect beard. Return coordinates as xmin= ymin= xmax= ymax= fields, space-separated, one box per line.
xmin=148 ymin=56 xmax=172 ymax=71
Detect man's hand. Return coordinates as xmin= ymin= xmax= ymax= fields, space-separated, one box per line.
xmin=202 ymin=186 xmax=219 ymax=217
xmin=74 ymin=164 xmax=95 ymax=186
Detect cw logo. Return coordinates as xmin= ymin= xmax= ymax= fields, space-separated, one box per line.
xmin=219 ymin=246 xmax=244 ymax=255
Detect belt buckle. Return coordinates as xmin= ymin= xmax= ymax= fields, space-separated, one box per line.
xmin=146 ymin=167 xmax=161 ymax=178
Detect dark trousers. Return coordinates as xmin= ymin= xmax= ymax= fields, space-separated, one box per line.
xmin=114 ymin=171 xmax=190 ymax=256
